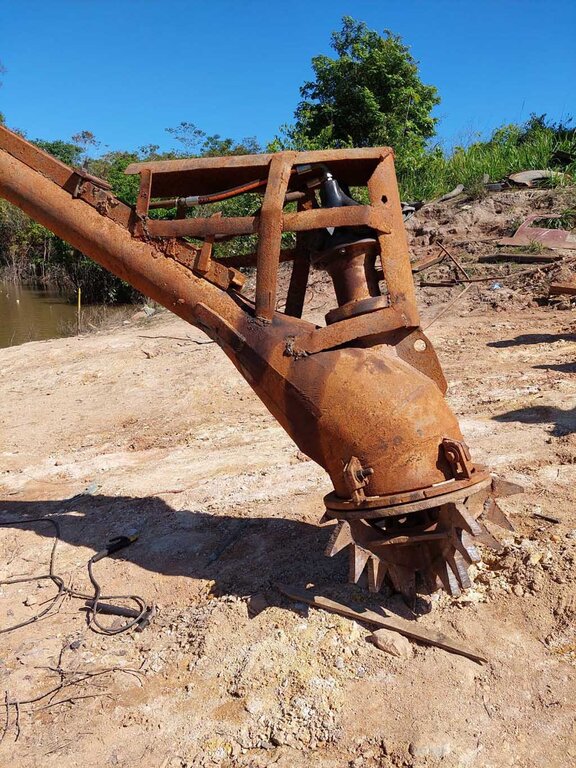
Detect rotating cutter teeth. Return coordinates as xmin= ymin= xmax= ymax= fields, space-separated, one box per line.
xmin=324 ymin=484 xmax=515 ymax=600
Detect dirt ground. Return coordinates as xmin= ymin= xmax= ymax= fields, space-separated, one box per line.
xmin=1 ymin=189 xmax=575 ymax=768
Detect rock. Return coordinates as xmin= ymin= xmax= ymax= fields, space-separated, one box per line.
xmin=247 ymin=593 xmax=268 ymax=617
xmin=409 ymin=741 xmax=452 ymax=759
xmin=270 ymin=729 xmax=286 ymax=747
xmin=369 ymin=629 xmax=413 ymax=659
xmin=512 ymin=584 xmax=524 ymax=597
xmin=244 ymin=697 xmax=264 ymax=715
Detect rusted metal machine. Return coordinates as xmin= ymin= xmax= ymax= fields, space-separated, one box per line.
xmin=0 ymin=125 xmax=518 ymax=600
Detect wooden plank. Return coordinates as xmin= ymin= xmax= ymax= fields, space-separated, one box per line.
xmin=410 ymin=252 xmax=445 ymax=273
xmin=278 ymin=584 xmax=487 ymax=664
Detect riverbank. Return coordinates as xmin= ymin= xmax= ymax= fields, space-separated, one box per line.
xmin=0 ymin=278 xmax=144 ymax=348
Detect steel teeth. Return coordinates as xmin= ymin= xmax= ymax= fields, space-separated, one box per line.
xmin=324 ymin=493 xmax=513 ymax=600
xmin=484 ymin=498 xmax=515 ymax=531
xmin=367 ymin=557 xmax=387 ymax=593
xmin=325 ymin=520 xmax=353 ymax=557
xmin=434 ymin=560 xmax=461 ymax=597
xmin=348 ymin=546 xmax=371 ymax=583
xmin=387 ymin=564 xmax=416 ymax=602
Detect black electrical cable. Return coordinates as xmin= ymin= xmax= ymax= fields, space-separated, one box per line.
xmin=86 ymin=550 xmax=148 ymax=635
xmin=0 ymin=516 xmax=149 ymax=635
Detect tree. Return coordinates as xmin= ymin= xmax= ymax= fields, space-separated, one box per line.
xmin=33 ymin=139 xmax=84 ymax=167
xmin=166 ymin=122 xmax=261 ymax=157
xmin=285 ymin=17 xmax=440 ymax=172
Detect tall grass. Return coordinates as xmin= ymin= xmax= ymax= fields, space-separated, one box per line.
xmin=398 ymin=115 xmax=576 ymax=201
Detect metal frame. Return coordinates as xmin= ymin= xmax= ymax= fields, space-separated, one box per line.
xmin=126 ymin=148 xmax=419 ymax=326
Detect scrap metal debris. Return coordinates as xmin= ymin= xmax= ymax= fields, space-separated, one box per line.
xmin=436 ymin=184 xmax=464 ymax=202
xmin=499 ymin=214 xmax=576 ymax=250
xmin=508 ymin=170 xmax=567 ymax=187
xmin=479 ymin=252 xmax=561 ymax=264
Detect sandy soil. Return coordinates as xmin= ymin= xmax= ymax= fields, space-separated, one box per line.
xmin=1 ymin=189 xmax=575 ymax=768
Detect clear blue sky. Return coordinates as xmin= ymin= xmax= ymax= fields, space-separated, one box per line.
xmin=1 ymin=1 xmax=574 ymax=154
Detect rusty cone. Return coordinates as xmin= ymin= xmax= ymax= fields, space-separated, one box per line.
xmin=0 ymin=126 xmax=520 ymax=599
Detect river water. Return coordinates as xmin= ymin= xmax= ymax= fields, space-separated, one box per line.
xmin=0 ymin=281 xmax=79 ymax=349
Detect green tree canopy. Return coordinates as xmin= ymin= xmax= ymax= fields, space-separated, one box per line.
xmin=166 ymin=122 xmax=261 ymax=157
xmin=33 ymin=139 xmax=84 ymax=166
xmin=286 ymin=17 xmax=440 ymax=171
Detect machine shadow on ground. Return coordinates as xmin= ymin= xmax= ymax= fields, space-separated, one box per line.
xmin=533 ymin=362 xmax=576 ymax=373
xmin=0 ymin=493 xmax=404 ymax=620
xmin=493 ymin=405 xmax=576 ymax=436
xmin=486 ymin=331 xmax=576 ymax=348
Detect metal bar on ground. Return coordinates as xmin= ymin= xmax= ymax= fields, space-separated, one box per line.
xmin=277 ymin=584 xmax=487 ymax=664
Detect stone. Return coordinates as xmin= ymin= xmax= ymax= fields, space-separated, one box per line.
xmin=369 ymin=629 xmax=413 ymax=659
xmin=247 ymin=593 xmax=268 ymax=617
xmin=409 ymin=741 xmax=452 ymax=759
xmin=245 ymin=697 xmax=264 ymax=715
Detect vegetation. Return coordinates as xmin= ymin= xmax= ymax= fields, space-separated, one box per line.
xmin=0 ymin=124 xmax=262 ymax=302
xmin=0 ymin=18 xmax=574 ymax=307
xmin=280 ymin=16 xmax=439 ymax=178
xmin=399 ymin=115 xmax=576 ymax=201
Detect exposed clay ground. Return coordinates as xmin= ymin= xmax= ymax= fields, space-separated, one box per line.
xmin=1 ymin=188 xmax=575 ymax=768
